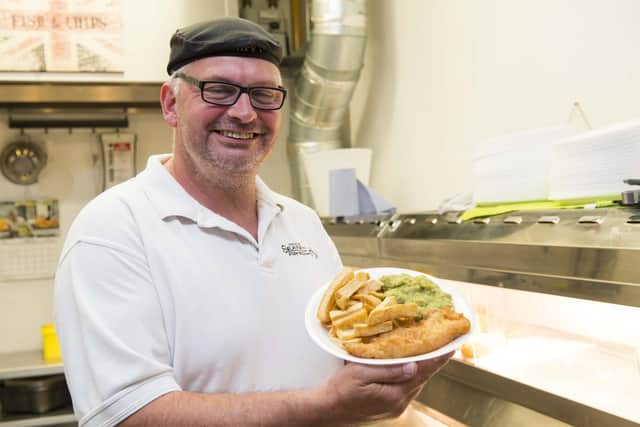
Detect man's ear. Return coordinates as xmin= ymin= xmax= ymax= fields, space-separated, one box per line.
xmin=160 ymin=83 xmax=178 ymax=128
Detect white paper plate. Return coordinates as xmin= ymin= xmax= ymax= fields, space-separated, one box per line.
xmin=305 ymin=267 xmax=477 ymax=365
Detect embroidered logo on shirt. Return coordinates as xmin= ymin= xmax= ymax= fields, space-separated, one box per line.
xmin=281 ymin=242 xmax=318 ymax=259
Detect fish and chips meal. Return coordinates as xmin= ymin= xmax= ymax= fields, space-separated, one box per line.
xmin=316 ymin=268 xmax=471 ymax=359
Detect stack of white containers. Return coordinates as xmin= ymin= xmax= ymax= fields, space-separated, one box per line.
xmin=548 ymin=120 xmax=640 ymax=199
xmin=473 ymin=126 xmax=576 ymax=204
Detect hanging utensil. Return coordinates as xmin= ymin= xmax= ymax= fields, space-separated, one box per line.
xmin=0 ymin=136 xmax=48 ymax=185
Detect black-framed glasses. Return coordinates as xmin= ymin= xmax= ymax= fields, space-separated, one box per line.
xmin=174 ymin=72 xmax=287 ymax=111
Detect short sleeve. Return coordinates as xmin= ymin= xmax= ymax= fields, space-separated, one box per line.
xmin=54 ymin=238 xmax=181 ymax=427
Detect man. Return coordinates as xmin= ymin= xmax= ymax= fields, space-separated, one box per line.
xmin=54 ymin=17 xmax=452 ymax=427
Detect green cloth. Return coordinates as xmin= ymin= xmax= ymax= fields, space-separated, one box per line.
xmin=460 ymin=195 xmax=621 ymax=222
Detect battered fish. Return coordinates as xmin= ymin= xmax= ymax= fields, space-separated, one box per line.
xmin=343 ymin=308 xmax=470 ymax=359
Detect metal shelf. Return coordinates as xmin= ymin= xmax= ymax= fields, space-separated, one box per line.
xmin=0 ymin=407 xmax=75 ymax=427
xmin=0 ymin=352 xmax=73 ymax=426
xmin=0 ymin=351 xmax=63 ymax=381
xmin=0 ymin=82 xmax=161 ymax=109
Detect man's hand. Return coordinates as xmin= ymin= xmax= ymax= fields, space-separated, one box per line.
xmin=319 ymin=351 xmax=453 ymax=425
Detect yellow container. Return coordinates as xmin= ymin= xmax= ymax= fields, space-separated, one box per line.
xmin=41 ymin=323 xmax=62 ymax=364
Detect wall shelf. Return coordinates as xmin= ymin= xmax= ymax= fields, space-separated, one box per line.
xmin=0 ymin=350 xmax=63 ymax=381
xmin=0 ymin=82 xmax=161 ymax=109
xmin=0 ymin=408 xmax=75 ymax=427
xmin=0 ymin=351 xmax=72 ymax=426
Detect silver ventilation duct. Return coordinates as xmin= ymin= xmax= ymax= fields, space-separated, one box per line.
xmin=287 ymin=0 xmax=367 ymax=207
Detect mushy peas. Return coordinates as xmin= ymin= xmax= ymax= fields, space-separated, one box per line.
xmin=380 ymin=273 xmax=453 ymax=313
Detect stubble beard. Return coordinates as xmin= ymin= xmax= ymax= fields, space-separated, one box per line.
xmin=180 ymin=125 xmax=272 ymax=192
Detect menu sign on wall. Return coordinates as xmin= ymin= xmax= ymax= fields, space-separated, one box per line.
xmin=0 ymin=0 xmax=123 ymax=72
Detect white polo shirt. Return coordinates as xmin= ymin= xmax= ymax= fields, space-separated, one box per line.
xmin=54 ymin=154 xmax=344 ymax=427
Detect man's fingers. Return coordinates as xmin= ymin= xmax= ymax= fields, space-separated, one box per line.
xmin=348 ymin=362 xmax=418 ymax=384
xmin=348 ymin=351 xmax=453 ymax=386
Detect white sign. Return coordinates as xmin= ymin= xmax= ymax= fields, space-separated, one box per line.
xmin=0 ymin=0 xmax=123 ymax=72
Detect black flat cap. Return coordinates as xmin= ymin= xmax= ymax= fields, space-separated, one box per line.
xmin=167 ymin=17 xmax=283 ymax=75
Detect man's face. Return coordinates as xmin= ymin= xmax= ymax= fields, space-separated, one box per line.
xmin=168 ymin=56 xmax=283 ymax=181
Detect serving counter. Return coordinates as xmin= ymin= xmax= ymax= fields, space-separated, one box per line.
xmin=323 ymin=207 xmax=640 ymax=427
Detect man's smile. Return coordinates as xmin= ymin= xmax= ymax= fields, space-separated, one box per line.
xmin=214 ymin=129 xmax=260 ymax=140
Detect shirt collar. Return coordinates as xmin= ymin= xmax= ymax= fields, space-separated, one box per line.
xmin=255 ymin=173 xmax=285 ymax=213
xmin=139 ymin=154 xmax=284 ymax=229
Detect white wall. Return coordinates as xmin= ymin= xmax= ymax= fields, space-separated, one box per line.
xmin=351 ymin=0 xmax=640 ymax=211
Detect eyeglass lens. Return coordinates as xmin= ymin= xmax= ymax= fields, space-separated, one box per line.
xmin=202 ymin=83 xmax=284 ymax=109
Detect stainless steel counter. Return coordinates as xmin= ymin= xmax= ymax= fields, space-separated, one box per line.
xmin=323 ymin=207 xmax=640 ymax=307
xmin=323 ymin=207 xmax=640 ymax=427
